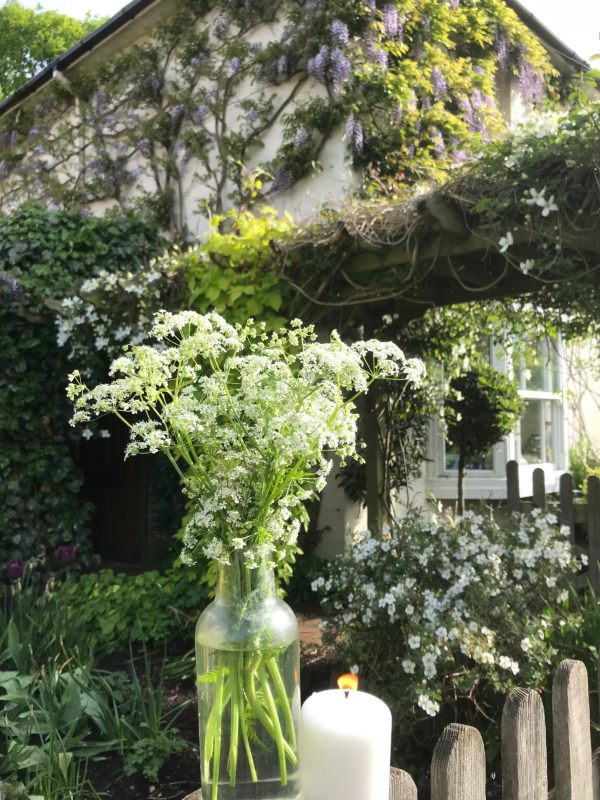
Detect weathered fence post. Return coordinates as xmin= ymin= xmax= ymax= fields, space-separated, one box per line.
xmin=532 ymin=467 xmax=546 ymax=509
xmin=389 ymin=768 xmax=418 ymax=799
xmin=587 ymin=476 xmax=600 ymax=592
xmin=559 ymin=472 xmax=575 ymax=544
xmin=431 ymin=723 xmax=485 ymax=800
xmin=552 ymin=659 xmax=593 ymax=800
xmin=501 ymin=688 xmax=547 ymax=800
xmin=506 ymin=460 xmax=520 ymax=513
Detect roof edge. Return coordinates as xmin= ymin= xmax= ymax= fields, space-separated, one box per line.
xmin=0 ymin=0 xmax=159 ymax=119
xmin=0 ymin=0 xmax=590 ymax=120
xmin=506 ymin=0 xmax=589 ymax=72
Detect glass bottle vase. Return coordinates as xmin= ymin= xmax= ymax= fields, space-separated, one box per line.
xmin=195 ymin=553 xmax=301 ymax=800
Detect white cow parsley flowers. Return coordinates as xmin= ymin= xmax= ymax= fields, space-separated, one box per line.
xmin=67 ymin=310 xmax=423 ymax=567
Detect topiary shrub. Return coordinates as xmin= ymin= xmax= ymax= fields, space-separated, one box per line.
xmin=445 ymin=364 xmax=523 ymax=513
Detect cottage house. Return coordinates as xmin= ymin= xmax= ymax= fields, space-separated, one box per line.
xmin=0 ymin=0 xmax=596 ymax=560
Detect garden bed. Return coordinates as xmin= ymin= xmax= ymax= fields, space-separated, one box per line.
xmin=83 ymin=617 xmax=335 ymax=800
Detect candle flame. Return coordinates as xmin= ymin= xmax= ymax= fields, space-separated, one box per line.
xmin=337 ymin=673 xmax=359 ymax=692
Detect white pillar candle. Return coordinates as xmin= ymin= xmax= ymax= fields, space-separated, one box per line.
xmin=300 ymin=687 xmax=392 ymax=800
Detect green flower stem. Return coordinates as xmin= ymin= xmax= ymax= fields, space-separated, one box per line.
xmin=244 ymin=656 xmax=297 ymax=766
xmin=257 ymin=660 xmax=287 ymax=785
xmin=228 ymin=652 xmax=240 ymax=786
xmin=266 ymin=656 xmax=297 ymax=750
xmin=211 ymin=659 xmax=225 ymax=800
xmin=203 ymin=682 xmax=231 ymax=780
xmin=238 ymin=655 xmax=258 ymax=783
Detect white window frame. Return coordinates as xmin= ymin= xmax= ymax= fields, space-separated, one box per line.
xmin=425 ymin=335 xmax=567 ymax=501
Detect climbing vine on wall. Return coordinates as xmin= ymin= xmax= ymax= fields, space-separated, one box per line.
xmin=0 ymin=0 xmax=553 ymax=236
xmin=0 ymin=206 xmax=166 ymax=580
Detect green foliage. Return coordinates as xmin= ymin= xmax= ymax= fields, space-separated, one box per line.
xmin=569 ymin=440 xmax=600 ymax=493
xmin=183 ymin=207 xmax=294 ymax=327
xmin=446 ymin=364 xmax=523 ymax=510
xmin=51 ymin=565 xmax=210 ymax=653
xmin=1 ymin=579 xmax=193 ymax=796
xmin=0 ymin=206 xmax=166 ymax=580
xmin=121 ymin=648 xmax=189 ymax=781
xmin=446 ymin=365 xmax=523 ymax=460
xmin=0 ymin=0 xmax=555 ymax=229
xmin=0 ymin=1 xmax=102 ymax=99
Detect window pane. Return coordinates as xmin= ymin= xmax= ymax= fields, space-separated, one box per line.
xmin=445 ymin=443 xmax=493 ymax=471
xmin=516 ymin=339 xmax=560 ymax=393
xmin=519 ymin=399 xmax=554 ymax=464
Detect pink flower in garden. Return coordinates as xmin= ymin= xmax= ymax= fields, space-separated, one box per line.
xmin=7 ymin=557 xmax=24 ymax=580
xmin=57 ymin=544 xmax=77 ymax=564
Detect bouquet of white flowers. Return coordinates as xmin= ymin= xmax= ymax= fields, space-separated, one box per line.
xmin=67 ymin=310 xmax=424 ymax=800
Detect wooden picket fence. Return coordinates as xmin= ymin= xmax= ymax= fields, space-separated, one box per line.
xmin=390 ymin=658 xmax=595 ymax=800
xmin=505 ymin=461 xmax=600 ymax=592
xmin=184 ymin=659 xmax=597 ymax=800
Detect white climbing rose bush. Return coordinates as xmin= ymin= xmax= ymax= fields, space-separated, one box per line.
xmin=67 ymin=310 xmax=424 ymax=568
xmin=313 ymin=508 xmax=584 ymax=724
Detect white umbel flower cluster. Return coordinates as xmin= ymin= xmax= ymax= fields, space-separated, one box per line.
xmin=68 ymin=310 xmax=424 ymax=567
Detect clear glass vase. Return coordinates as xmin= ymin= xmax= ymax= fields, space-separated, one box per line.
xmin=195 ymin=553 xmax=301 ymax=800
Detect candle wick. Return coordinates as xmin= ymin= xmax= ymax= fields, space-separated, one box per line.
xmin=344 ymin=690 xmax=350 ymax=699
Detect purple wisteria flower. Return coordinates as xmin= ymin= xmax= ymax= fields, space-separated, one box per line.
xmin=305 ymin=0 xmax=325 ymax=18
xmin=89 ymin=159 xmax=107 ymax=174
xmin=192 ymin=105 xmax=210 ymax=124
xmin=294 ymin=127 xmax=310 ymax=147
xmin=0 ymin=272 xmax=22 ymax=298
xmin=458 ymin=95 xmax=477 ymax=131
xmin=137 ymin=138 xmax=151 ymax=153
xmin=383 ymin=5 xmax=402 ymax=39
xmin=495 ymin=29 xmax=509 ymax=68
xmin=519 ymin=60 xmax=544 ymax=104
xmin=57 ymin=544 xmax=77 ymax=564
xmin=147 ymin=74 xmax=160 ymax=92
xmin=7 ymin=557 xmax=23 ymax=580
xmin=0 ymin=160 xmax=7 ymax=181
xmin=276 ymin=54 xmax=288 ymax=78
xmin=431 ymin=67 xmax=447 ymax=101
xmin=331 ymin=48 xmax=352 ymax=96
xmin=430 ymin=127 xmax=446 ymax=158
xmin=447 ymin=0 xmax=460 ymax=8
xmin=330 ymin=19 xmax=350 ymax=47
xmin=451 ymin=148 xmax=468 ymax=163
xmin=345 ymin=115 xmax=364 ymax=153
xmin=470 ymin=89 xmax=483 ymax=109
xmin=364 ymin=35 xmax=388 ymax=68
xmin=28 ymin=126 xmax=38 ymax=137
xmin=307 ymin=46 xmax=329 ymax=82
xmin=230 ymin=57 xmax=242 ymax=73
xmin=270 ymin=167 xmax=294 ymax=193
xmin=246 ymin=108 xmax=260 ymax=125
xmin=33 ymin=145 xmax=45 ymax=156
xmin=392 ymin=104 xmax=404 ymax=123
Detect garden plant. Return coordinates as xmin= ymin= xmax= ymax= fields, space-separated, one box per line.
xmin=66 ymin=309 xmax=425 ymax=799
